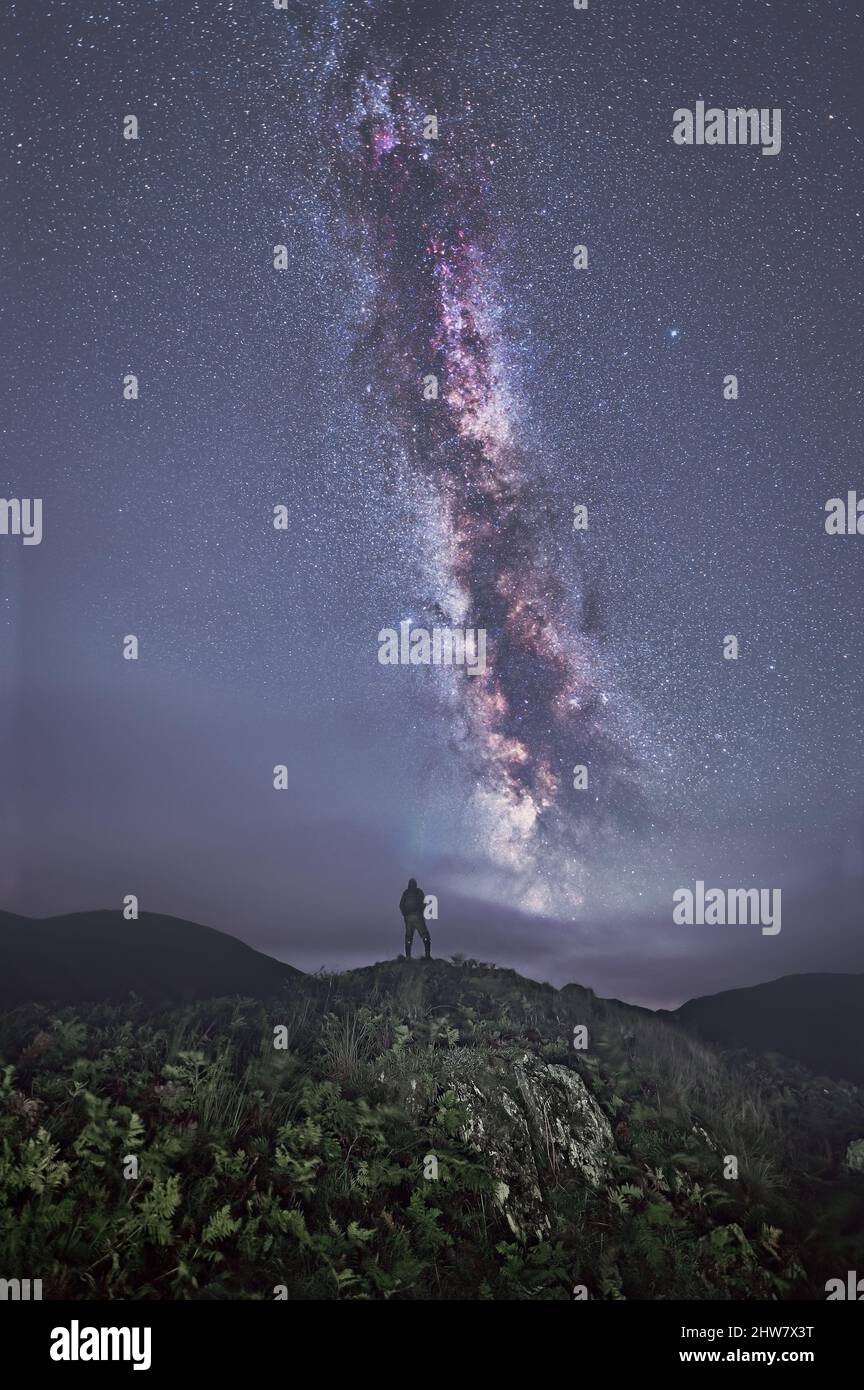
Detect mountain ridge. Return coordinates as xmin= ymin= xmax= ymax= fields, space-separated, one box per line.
xmin=665 ymin=970 xmax=864 ymax=1086
xmin=3 ymin=908 xmax=863 ymax=1087
xmin=0 ymin=908 xmax=302 ymax=1007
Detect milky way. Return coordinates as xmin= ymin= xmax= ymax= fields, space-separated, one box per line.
xmin=319 ymin=2 xmax=644 ymax=905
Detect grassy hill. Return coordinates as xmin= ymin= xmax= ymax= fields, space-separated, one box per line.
xmin=1 ymin=952 xmax=863 ymax=1300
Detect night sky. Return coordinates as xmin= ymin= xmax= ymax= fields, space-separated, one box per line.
xmin=2 ymin=0 xmax=862 ymax=1007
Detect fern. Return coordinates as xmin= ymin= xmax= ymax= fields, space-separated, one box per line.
xmin=202 ymin=1205 xmax=241 ymax=1244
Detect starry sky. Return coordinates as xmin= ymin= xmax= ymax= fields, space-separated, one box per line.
xmin=2 ymin=0 xmax=862 ymax=1008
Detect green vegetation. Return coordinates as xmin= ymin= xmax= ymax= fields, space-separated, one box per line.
xmin=1 ymin=959 xmax=862 ymax=1300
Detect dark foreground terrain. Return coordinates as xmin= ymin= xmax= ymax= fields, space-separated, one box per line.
xmin=1 ymin=941 xmax=863 ymax=1300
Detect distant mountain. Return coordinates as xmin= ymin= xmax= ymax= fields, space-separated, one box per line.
xmin=0 ymin=909 xmax=302 ymax=1006
xmin=668 ymin=973 xmax=864 ymax=1086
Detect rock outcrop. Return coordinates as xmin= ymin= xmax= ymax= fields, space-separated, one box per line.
xmin=446 ymin=1052 xmax=614 ymax=1241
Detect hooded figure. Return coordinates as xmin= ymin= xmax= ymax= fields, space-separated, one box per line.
xmin=399 ymin=877 xmax=431 ymax=960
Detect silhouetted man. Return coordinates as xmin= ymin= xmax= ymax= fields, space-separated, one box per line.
xmin=400 ymin=877 xmax=431 ymax=960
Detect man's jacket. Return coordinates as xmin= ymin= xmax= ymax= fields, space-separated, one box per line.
xmin=400 ymin=885 xmax=425 ymax=917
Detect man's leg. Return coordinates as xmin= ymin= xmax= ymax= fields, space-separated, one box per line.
xmin=404 ymin=916 xmax=415 ymax=959
xmin=419 ymin=919 xmax=432 ymax=960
